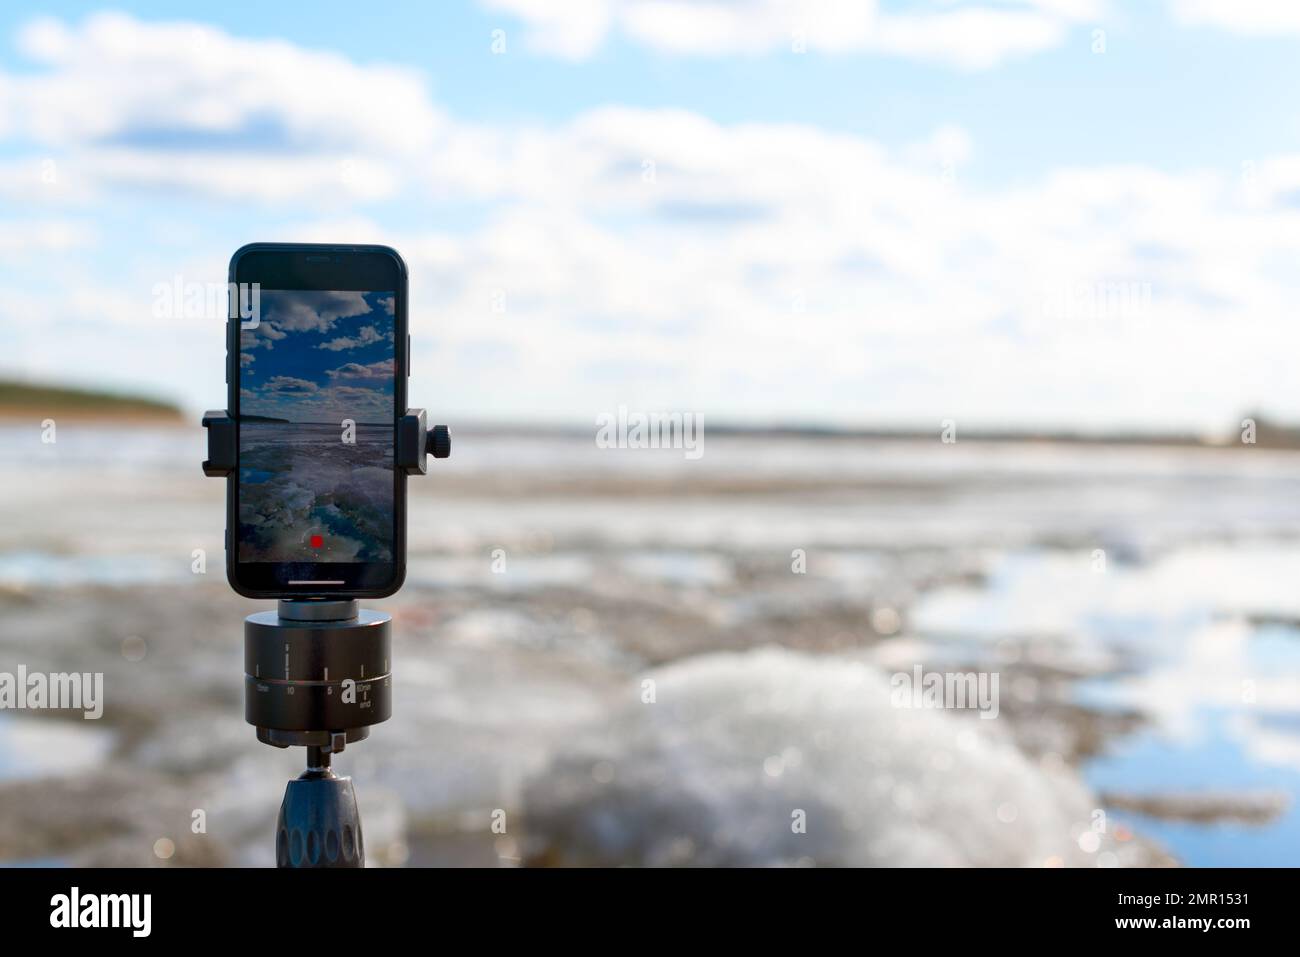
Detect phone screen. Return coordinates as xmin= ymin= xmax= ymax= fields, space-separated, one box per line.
xmin=238 ymin=288 xmax=396 ymax=561
xmin=229 ymin=246 xmax=406 ymax=597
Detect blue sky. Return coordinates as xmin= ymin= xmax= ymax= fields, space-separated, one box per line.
xmin=1 ymin=1 xmax=1292 ymax=183
xmin=239 ymin=290 xmax=395 ymax=423
xmin=1 ymin=1 xmax=1299 ymax=430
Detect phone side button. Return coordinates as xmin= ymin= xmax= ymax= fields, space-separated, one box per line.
xmin=406 ymin=334 xmax=411 ymax=376
xmin=225 ymin=528 xmax=229 ymax=552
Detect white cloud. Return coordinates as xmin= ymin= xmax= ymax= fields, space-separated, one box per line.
xmin=263 ymin=376 xmax=318 ymax=394
xmin=1169 ymin=0 xmax=1300 ymax=35
xmin=9 ymin=12 xmax=442 ymax=151
xmin=264 ymin=291 xmax=372 ymax=333
xmin=318 ymin=325 xmax=384 ymax=351
xmin=326 ymin=359 xmax=395 ymax=383
xmin=483 ymin=0 xmax=612 ymax=58
xmin=5 ymin=12 xmax=1300 ymax=430
xmin=0 ymin=219 xmax=95 ymax=253
xmin=84 ymin=150 xmax=401 ymax=204
xmin=0 ymin=13 xmax=434 ymax=206
xmin=363 ymin=105 xmax=1300 ymax=427
xmin=481 ymin=0 xmax=1105 ymax=67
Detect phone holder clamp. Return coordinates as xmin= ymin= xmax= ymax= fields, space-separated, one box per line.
xmin=203 ymin=408 xmax=449 ymax=477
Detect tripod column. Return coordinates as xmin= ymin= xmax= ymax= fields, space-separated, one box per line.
xmin=244 ymin=599 xmax=392 ymax=868
xmin=277 ymin=761 xmax=366 ymax=868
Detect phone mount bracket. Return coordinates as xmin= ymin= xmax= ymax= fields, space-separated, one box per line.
xmin=203 ymin=408 xmax=448 ymax=477
xmin=202 ymin=407 xmax=450 ymax=867
xmin=201 ymin=409 xmax=236 ymax=477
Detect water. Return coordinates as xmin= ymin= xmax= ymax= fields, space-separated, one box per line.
xmin=0 ymin=715 xmax=114 ymax=781
xmin=3 ymin=422 xmax=1300 ymax=865
xmin=1086 ymin=714 xmax=1300 ymax=867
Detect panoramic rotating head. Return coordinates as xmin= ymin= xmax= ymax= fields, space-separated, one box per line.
xmin=244 ymin=599 xmax=392 ymax=749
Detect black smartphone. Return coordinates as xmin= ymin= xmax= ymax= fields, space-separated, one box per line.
xmin=226 ymin=243 xmax=408 ymax=599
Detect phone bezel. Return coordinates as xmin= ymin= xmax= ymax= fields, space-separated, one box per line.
xmin=226 ymin=242 xmax=408 ymax=599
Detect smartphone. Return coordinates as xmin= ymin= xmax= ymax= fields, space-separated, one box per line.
xmin=226 ymin=243 xmax=408 ymax=599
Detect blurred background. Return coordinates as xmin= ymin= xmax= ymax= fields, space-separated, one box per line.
xmin=3 ymin=0 xmax=1300 ymax=866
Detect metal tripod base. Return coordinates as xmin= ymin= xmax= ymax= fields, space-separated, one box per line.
xmin=277 ymin=765 xmax=365 ymax=868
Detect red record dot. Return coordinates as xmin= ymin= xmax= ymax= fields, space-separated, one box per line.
xmin=310 ymin=534 xmax=323 ymax=548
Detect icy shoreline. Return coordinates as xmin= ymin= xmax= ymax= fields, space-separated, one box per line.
xmin=3 ymin=427 xmax=1300 ymax=865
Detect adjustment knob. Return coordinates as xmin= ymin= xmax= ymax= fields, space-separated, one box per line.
xmin=428 ymin=424 xmax=451 ymax=459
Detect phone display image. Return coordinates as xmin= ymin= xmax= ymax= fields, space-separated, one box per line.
xmin=237 ymin=289 xmax=396 ymax=564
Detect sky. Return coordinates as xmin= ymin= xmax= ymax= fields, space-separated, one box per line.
xmin=239 ymin=290 xmax=396 ymax=423
xmin=1 ymin=1 xmax=1299 ymax=431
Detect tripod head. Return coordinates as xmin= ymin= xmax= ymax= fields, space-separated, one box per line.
xmin=245 ymin=598 xmax=390 ymax=751
xmin=203 ymin=408 xmax=449 ymax=866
